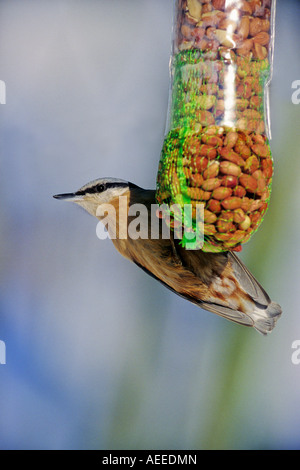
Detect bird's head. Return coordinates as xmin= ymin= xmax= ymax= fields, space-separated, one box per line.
xmin=53 ymin=177 xmax=140 ymax=217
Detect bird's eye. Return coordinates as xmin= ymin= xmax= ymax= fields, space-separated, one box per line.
xmin=96 ymin=184 xmax=105 ymax=193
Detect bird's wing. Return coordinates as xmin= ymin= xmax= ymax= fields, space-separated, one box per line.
xmin=177 ymin=242 xmax=271 ymax=304
xmin=176 ymin=244 xmax=282 ymax=334
xmin=134 ymin=236 xmax=281 ymax=334
xmin=228 ymin=251 xmax=271 ymax=305
xmin=133 ymin=258 xmax=255 ymax=329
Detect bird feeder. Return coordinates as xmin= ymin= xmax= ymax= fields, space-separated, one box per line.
xmin=156 ymin=0 xmax=276 ymax=252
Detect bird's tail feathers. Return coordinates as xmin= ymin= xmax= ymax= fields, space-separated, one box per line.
xmin=250 ymin=301 xmax=282 ymax=335
xmin=228 ymin=252 xmax=282 ymax=335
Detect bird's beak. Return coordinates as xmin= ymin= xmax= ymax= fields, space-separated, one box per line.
xmin=53 ymin=192 xmax=83 ymax=202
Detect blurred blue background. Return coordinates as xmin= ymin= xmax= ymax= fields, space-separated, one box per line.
xmin=0 ymin=0 xmax=300 ymax=450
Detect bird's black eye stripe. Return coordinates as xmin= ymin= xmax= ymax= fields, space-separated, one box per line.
xmin=76 ymin=181 xmax=137 ymax=197
xmin=76 ymin=184 xmax=106 ymax=195
xmin=85 ymin=184 xmax=105 ymax=194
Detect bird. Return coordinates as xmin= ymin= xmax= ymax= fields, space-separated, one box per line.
xmin=54 ymin=177 xmax=282 ymax=335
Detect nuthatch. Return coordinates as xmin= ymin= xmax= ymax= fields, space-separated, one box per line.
xmin=54 ymin=177 xmax=282 ymax=335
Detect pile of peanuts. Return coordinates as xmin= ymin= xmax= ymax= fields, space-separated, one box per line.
xmin=156 ymin=0 xmax=275 ymax=251
xmin=156 ymin=125 xmax=273 ymax=250
xmin=170 ymin=0 xmax=273 ymax=134
xmin=177 ymin=0 xmax=272 ymax=59
xmin=170 ymin=52 xmax=269 ymax=135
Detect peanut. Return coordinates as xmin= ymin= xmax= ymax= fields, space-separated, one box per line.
xmin=187 ymin=0 xmax=202 ymax=21
xmin=253 ymin=32 xmax=270 ymax=46
xmin=204 ymin=210 xmax=218 ymax=224
xmin=244 ymin=155 xmax=260 ymax=174
xmin=196 ymin=110 xmax=215 ymax=126
xmin=238 ymin=17 xmax=250 ymax=39
xmin=252 ymin=134 xmax=266 ymax=145
xmin=239 ymin=215 xmax=251 ymax=231
xmin=250 ymin=18 xmax=264 ymax=36
xmin=260 ymin=189 xmax=271 ymax=202
xmin=197 ymin=95 xmax=217 ymax=110
xmin=239 ymin=174 xmax=258 ymax=193
xmin=236 ymin=39 xmax=253 ymax=57
xmin=212 ymin=186 xmax=233 ymax=200
xmin=219 ymin=18 xmax=238 ymax=32
xmin=254 ymin=43 xmax=268 ymax=60
xmin=181 ymin=25 xmax=194 ymax=40
xmin=233 ymin=185 xmax=247 ymax=198
xmin=234 ymin=142 xmax=251 ymax=159
xmin=228 ymin=230 xmax=247 ymax=244
xmin=190 ymin=173 xmax=204 ymax=187
xmin=201 ymin=12 xmax=225 ymax=28
xmin=243 ymin=109 xmax=262 ymax=120
xmin=221 ymin=197 xmax=242 ymax=210
xmin=217 ymin=213 xmax=236 ymax=233
xmin=250 ymin=212 xmax=262 ymax=226
xmin=203 ymin=4 xmax=213 ymax=14
xmin=201 ymin=135 xmax=223 ymax=147
xmin=212 ymin=0 xmax=225 ymax=10
xmin=221 ymin=175 xmax=238 ymax=188
xmin=236 ymin=99 xmax=250 ymax=111
xmin=199 ymin=144 xmax=218 ymax=159
xmin=249 ymin=200 xmax=263 ymax=212
xmin=261 ymin=159 xmax=273 ymax=179
xmin=219 ymin=147 xmax=245 ymax=167
xmin=219 ymin=161 xmax=242 ymax=177
xmin=241 ymin=197 xmax=252 ymax=212
xmin=250 ymin=95 xmax=262 ymax=109
xmin=216 ymin=100 xmax=225 ymax=117
xmin=233 ymin=209 xmax=246 ymax=224
xmin=214 ymin=233 xmax=232 ymax=242
xmin=202 ymin=125 xmax=225 ymax=136
xmin=204 ymin=224 xmax=217 ymax=235
xmin=251 ymin=143 xmax=271 ymax=158
xmin=214 ymin=29 xmax=238 ymax=48
xmin=252 ymin=170 xmax=267 ymax=195
xmin=260 ymin=202 xmax=268 ymax=214
xmin=190 ymin=156 xmax=208 ymax=172
xmin=207 ymin=199 xmax=222 ymax=213
xmin=203 ymin=161 xmax=220 ymax=179
xmin=202 ymin=178 xmax=222 ymax=191
xmin=240 ymin=0 xmax=253 ymax=15
xmin=224 ymin=131 xmax=238 ymax=149
xmin=187 ymin=187 xmax=211 ymax=200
